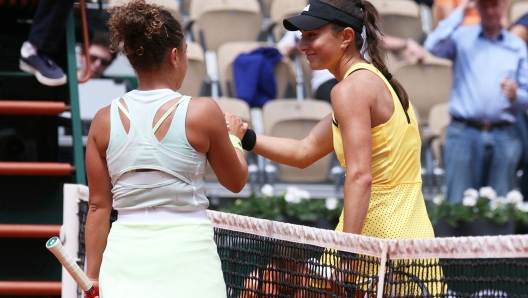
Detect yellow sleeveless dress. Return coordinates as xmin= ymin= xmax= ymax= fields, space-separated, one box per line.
xmin=332 ymin=62 xmax=434 ymax=239
xmin=319 ymin=63 xmax=443 ymax=295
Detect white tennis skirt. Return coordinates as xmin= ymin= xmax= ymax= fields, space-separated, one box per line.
xmin=99 ymin=219 xmax=227 ymax=298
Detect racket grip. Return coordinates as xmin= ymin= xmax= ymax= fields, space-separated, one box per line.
xmin=46 ymin=237 xmax=94 ymax=293
xmin=85 ymin=286 xmax=99 ymax=298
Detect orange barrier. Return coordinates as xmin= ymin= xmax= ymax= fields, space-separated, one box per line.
xmin=0 ymin=162 xmax=73 ymax=176
xmin=0 ymin=100 xmax=67 ymax=115
xmin=0 ymin=224 xmax=60 ymax=238
xmin=0 ymin=281 xmax=61 ymax=296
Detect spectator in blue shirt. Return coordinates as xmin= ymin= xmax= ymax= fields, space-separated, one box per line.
xmin=424 ymin=0 xmax=528 ymax=202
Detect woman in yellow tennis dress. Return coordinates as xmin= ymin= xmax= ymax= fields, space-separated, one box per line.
xmin=235 ymin=0 xmax=443 ymax=295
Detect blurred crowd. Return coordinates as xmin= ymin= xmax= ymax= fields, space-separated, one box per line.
xmin=14 ymin=0 xmax=528 ymax=201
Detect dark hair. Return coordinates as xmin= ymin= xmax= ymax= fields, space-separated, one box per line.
xmin=90 ymin=30 xmax=117 ymax=61
xmin=107 ymin=0 xmax=185 ymax=72
xmin=320 ymin=0 xmax=409 ymax=112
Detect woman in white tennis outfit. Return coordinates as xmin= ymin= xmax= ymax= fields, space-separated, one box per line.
xmin=84 ymin=1 xmax=248 ymax=297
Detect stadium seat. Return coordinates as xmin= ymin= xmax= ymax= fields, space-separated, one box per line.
xmin=370 ymin=0 xmax=424 ymax=41
xmin=108 ymin=0 xmax=181 ymax=20
xmin=268 ymin=0 xmax=308 ymax=42
xmin=179 ymin=41 xmax=207 ymax=97
xmin=216 ymin=41 xmax=296 ymax=100
xmin=393 ymin=53 xmax=452 ymax=124
xmin=262 ymin=99 xmax=333 ymax=183
xmin=509 ymin=0 xmax=528 ymax=24
xmin=187 ymin=0 xmax=263 ymax=52
xmin=204 ymin=97 xmax=252 ymax=181
xmin=427 ymin=102 xmax=450 ymax=168
xmin=422 ymin=102 xmax=450 ymax=193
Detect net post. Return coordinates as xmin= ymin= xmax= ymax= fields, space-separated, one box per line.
xmin=376 ymin=240 xmax=389 ymax=298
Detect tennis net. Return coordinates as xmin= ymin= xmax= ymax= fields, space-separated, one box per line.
xmin=64 ymin=184 xmax=528 ymax=298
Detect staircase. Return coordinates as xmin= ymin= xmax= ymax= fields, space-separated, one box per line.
xmin=0 ymin=4 xmax=87 ymax=297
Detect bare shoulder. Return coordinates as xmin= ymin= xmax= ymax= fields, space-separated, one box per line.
xmin=88 ymin=105 xmax=111 ymax=155
xmin=186 ymin=97 xmax=225 ymax=133
xmin=187 ymin=97 xmax=222 ymax=115
xmin=90 ymin=105 xmax=111 ymax=132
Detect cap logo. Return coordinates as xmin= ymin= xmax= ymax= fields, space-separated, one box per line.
xmin=303 ymin=4 xmax=310 ymax=11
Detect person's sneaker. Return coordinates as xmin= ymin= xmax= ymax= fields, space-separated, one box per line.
xmin=19 ymin=51 xmax=67 ymax=87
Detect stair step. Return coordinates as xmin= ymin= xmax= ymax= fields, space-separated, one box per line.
xmin=0 ymin=224 xmax=60 ymax=238
xmin=0 ymin=100 xmax=67 ymax=115
xmin=0 ymin=281 xmax=61 ymax=296
xmin=0 ymin=162 xmax=73 ymax=176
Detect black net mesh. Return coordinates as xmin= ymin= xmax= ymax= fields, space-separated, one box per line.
xmin=215 ymin=228 xmax=380 ymax=297
xmin=75 ymin=201 xmax=528 ymax=298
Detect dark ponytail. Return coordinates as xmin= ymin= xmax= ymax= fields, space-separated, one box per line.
xmin=321 ymin=0 xmax=410 ymax=112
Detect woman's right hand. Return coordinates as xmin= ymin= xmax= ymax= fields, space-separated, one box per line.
xmin=224 ymin=112 xmax=248 ymax=140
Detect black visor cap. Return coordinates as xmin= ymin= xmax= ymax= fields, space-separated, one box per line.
xmin=283 ymin=0 xmax=363 ymax=32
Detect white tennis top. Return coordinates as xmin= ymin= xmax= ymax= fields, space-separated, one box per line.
xmin=106 ymin=89 xmax=208 ymax=211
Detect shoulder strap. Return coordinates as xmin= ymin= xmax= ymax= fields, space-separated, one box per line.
xmin=343 ymin=62 xmax=410 ymax=124
xmin=152 ymin=96 xmax=190 ymax=133
xmin=116 ymin=99 xmax=131 ymax=120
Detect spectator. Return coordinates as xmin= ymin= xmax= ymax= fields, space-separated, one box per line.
xmin=433 ymin=0 xmax=509 ymax=27
xmin=278 ymin=30 xmax=426 ymax=103
xmin=19 ymin=0 xmax=75 ymax=86
xmin=510 ymin=13 xmax=528 ymax=200
xmin=424 ymin=0 xmax=528 ymax=202
xmin=77 ymin=31 xmax=117 ymax=79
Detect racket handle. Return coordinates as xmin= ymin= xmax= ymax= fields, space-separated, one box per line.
xmin=46 ymin=237 xmax=96 ymax=295
xmin=85 ymin=286 xmax=100 ymax=298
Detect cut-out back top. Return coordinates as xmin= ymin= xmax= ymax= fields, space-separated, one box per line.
xmin=106 ymin=89 xmax=208 ymax=211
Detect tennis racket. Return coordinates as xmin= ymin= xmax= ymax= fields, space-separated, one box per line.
xmin=46 ymin=237 xmax=99 ymax=298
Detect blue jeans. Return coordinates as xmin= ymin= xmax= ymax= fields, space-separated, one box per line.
xmin=443 ymin=120 xmax=522 ymax=203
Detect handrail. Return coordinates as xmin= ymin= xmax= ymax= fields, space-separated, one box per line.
xmin=0 ymin=162 xmax=74 ymax=176
xmin=0 ymin=100 xmax=67 ymax=115
xmin=0 ymin=281 xmax=61 ymax=296
xmin=0 ymin=224 xmax=60 ymax=238
xmin=78 ymin=0 xmax=92 ymax=83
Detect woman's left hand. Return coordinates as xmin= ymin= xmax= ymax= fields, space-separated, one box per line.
xmin=224 ymin=112 xmax=248 ymax=140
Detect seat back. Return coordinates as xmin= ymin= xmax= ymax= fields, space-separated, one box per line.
xmin=370 ymin=0 xmax=423 ymax=40
xmin=108 ymin=0 xmax=181 ymax=20
xmin=179 ymin=41 xmax=206 ymax=97
xmin=191 ymin=0 xmax=262 ymax=51
xmin=262 ymin=99 xmax=333 ymax=182
xmin=204 ymin=98 xmax=252 ymax=181
xmin=217 ymin=41 xmax=296 ymax=101
xmin=269 ymin=0 xmax=307 ymax=42
xmin=510 ymin=0 xmax=528 ymax=24
xmin=393 ymin=55 xmax=452 ymax=124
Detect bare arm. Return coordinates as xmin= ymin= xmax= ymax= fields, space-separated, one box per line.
xmin=331 ymin=74 xmax=374 ymax=235
xmin=187 ymin=98 xmax=248 ymax=192
xmin=251 ymin=114 xmax=334 ymax=169
xmin=380 ymin=35 xmax=425 ymax=63
xmin=85 ymin=107 xmax=113 ymax=287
